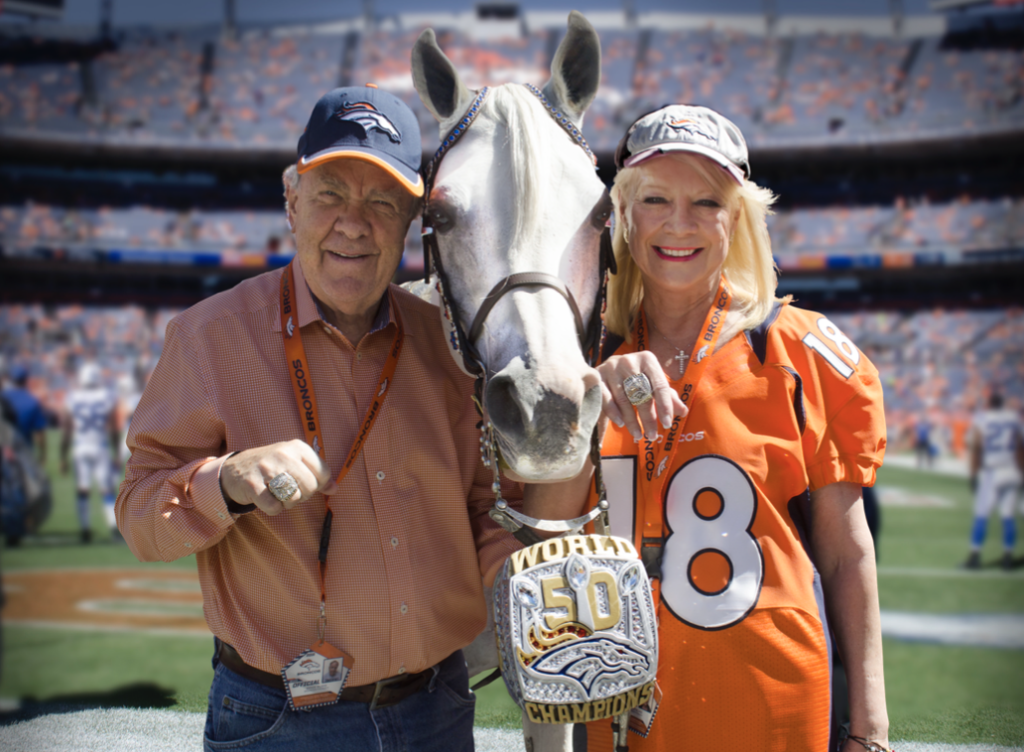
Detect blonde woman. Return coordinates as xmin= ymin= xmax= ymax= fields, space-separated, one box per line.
xmin=535 ymin=105 xmax=891 ymax=751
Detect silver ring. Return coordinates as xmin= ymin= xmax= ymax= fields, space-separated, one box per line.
xmin=623 ymin=373 xmax=654 ymax=406
xmin=267 ymin=471 xmax=299 ymax=503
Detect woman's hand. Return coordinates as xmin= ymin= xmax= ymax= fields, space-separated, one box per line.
xmin=599 ymin=352 xmax=687 ymax=441
xmin=840 ymin=738 xmax=892 ymax=752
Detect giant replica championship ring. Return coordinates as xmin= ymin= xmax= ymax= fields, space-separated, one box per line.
xmin=493 ymin=534 xmax=658 ymax=725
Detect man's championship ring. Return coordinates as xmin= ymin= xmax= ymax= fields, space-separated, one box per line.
xmin=493 ymin=534 xmax=658 ymax=725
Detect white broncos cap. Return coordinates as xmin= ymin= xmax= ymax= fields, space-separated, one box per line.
xmin=617 ymin=104 xmax=750 ymax=184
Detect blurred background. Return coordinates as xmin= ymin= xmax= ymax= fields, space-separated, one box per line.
xmin=0 ymin=0 xmax=1022 ymax=747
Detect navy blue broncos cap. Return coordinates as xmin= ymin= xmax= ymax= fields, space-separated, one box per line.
xmin=297 ymin=84 xmax=424 ymax=197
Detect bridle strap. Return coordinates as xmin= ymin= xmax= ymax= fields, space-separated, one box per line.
xmin=421 ymin=83 xmax=613 ymax=378
xmin=468 ymin=271 xmax=585 ymax=347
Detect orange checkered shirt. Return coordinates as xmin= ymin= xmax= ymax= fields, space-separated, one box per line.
xmin=117 ymin=259 xmax=522 ymax=684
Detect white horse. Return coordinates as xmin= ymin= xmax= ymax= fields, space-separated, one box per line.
xmin=411 ymin=11 xmax=608 ymax=485
xmin=411 ymin=12 xmax=607 ymax=752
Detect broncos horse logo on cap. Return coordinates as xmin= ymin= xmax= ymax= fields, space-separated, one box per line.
xmin=336 ymin=101 xmax=402 ymax=143
xmin=668 ymin=117 xmax=716 ymax=146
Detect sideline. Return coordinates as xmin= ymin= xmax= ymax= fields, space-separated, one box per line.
xmin=878 ymin=566 xmax=1024 ymax=580
xmin=0 ymin=709 xmax=1021 ymax=752
xmin=881 ymin=611 xmax=1024 ymax=649
xmin=883 ymin=453 xmax=969 ymax=478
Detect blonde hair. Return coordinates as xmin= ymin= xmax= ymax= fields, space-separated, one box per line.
xmin=606 ymin=152 xmax=787 ymax=341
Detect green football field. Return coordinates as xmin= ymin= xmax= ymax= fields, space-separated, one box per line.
xmin=1 ymin=432 xmax=1023 ymax=744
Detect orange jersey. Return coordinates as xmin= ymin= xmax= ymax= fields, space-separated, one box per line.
xmin=586 ymin=302 xmax=886 ymax=752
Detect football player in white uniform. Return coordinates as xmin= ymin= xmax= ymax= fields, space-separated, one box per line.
xmin=963 ymin=392 xmax=1024 ymax=570
xmin=61 ymin=363 xmax=119 ymax=543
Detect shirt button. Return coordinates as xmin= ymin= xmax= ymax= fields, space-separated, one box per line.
xmin=391 ymin=536 xmax=399 ymax=548
xmin=217 ymin=512 xmax=226 ymax=520
xmin=184 ymin=542 xmax=192 ymax=548
xmin=323 ymin=326 xmax=331 ymax=334
xmin=398 ymin=665 xmax=406 ymax=674
xmin=356 ymin=352 xmax=363 ymax=361
xmin=376 ymin=470 xmax=385 ymax=482
xmin=400 ymin=603 xmax=408 ymax=615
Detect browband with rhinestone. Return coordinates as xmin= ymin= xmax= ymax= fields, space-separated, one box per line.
xmin=523 ymin=83 xmax=597 ymax=168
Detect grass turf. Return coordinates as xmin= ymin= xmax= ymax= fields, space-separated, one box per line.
xmin=2 ymin=436 xmax=1023 ymax=742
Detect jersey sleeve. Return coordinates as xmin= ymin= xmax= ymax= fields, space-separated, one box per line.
xmin=774 ymin=308 xmax=887 ymax=491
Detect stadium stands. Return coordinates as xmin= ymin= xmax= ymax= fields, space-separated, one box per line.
xmin=902 ymin=39 xmax=1024 ymax=135
xmin=2 ymin=15 xmax=1021 ymax=150
xmin=767 ymin=195 xmax=1024 ymax=267
xmin=3 ymin=195 xmax=1020 ymax=271
xmin=210 ymin=29 xmax=345 ymax=145
xmin=833 ymin=308 xmax=1024 ymax=455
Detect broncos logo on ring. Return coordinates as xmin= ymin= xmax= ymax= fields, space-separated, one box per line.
xmin=336 ymin=101 xmax=402 ymax=143
xmin=529 ymin=637 xmax=650 ymax=694
xmin=668 ymin=117 xmax=716 ymax=145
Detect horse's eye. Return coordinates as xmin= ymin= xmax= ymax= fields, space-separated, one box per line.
xmin=427 ymin=206 xmax=455 ymax=234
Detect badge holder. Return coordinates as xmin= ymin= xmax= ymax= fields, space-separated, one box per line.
xmin=281 ymin=604 xmax=354 ymax=711
xmin=627 ymin=683 xmax=662 ymax=738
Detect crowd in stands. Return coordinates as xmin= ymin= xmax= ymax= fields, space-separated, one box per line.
xmin=3 ymin=303 xmax=1020 ymax=463
xmin=767 ymin=194 xmax=1024 ymax=259
xmin=833 ymin=308 xmax=1024 ymax=457
xmin=0 ymin=304 xmax=177 ymax=421
xmin=209 ymin=31 xmax=344 ymax=145
xmin=1 ymin=21 xmax=1021 ymax=149
xmin=2 ymin=194 xmax=1020 ymax=264
xmin=0 ymin=202 xmax=295 ymax=254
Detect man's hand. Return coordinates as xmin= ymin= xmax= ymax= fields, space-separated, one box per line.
xmin=220 ymin=439 xmax=335 ymax=515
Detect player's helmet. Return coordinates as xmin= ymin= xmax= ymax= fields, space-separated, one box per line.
xmin=78 ymin=363 xmax=102 ymax=388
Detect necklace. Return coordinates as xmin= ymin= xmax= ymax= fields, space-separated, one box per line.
xmin=650 ymin=324 xmax=689 ymax=376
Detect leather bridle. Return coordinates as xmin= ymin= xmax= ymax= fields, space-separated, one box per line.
xmin=419 ymin=83 xmax=616 ymax=544
xmin=420 ymin=84 xmax=616 ymax=380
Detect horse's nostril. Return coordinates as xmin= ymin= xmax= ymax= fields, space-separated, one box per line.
xmin=485 ymin=375 xmax=528 ymax=445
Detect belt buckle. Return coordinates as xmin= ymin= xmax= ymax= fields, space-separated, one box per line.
xmin=368 ymin=673 xmax=408 ymax=711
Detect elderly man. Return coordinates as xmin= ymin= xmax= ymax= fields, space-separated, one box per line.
xmin=117 ymin=85 xmax=522 ymax=751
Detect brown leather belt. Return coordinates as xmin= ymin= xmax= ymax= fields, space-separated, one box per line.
xmin=217 ymin=641 xmax=434 ymax=710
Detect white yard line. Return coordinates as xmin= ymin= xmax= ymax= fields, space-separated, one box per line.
xmin=883 ymin=454 xmax=970 ymax=478
xmin=0 ymin=709 xmax=1020 ymax=752
xmin=881 ymin=611 xmax=1024 ymax=649
xmin=878 ymin=566 xmax=1024 ymax=580
xmin=3 ymin=619 xmax=211 ymax=638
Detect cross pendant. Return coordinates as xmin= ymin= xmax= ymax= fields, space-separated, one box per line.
xmin=675 ymin=350 xmax=689 ymax=376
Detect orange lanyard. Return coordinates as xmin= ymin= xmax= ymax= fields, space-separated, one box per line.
xmin=630 ymin=279 xmax=731 ymax=578
xmin=279 ymin=261 xmax=404 ymax=613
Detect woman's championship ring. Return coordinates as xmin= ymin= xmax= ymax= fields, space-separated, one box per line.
xmin=623 ymin=373 xmax=654 ymax=406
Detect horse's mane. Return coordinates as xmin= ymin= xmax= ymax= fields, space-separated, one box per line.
xmin=481 ymin=84 xmax=549 ymax=255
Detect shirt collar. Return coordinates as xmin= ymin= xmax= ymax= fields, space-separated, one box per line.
xmin=273 ymin=257 xmax=393 ymax=335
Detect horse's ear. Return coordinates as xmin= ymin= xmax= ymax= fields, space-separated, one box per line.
xmin=412 ymin=29 xmax=474 ymax=123
xmin=542 ymin=11 xmax=601 ymax=126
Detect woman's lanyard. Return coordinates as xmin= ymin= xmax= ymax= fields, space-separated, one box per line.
xmin=630 ymin=279 xmax=731 ymax=585
xmin=279 ymin=261 xmax=403 ymax=634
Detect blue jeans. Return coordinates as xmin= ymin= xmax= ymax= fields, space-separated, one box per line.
xmin=203 ymin=646 xmax=475 ymax=751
